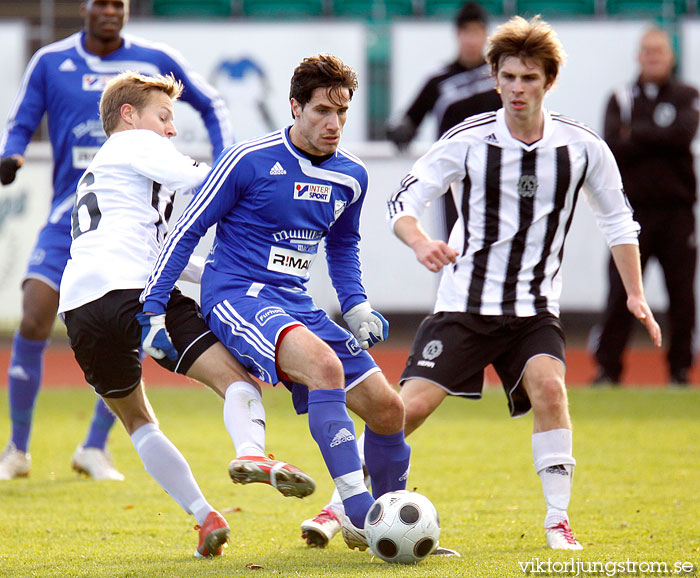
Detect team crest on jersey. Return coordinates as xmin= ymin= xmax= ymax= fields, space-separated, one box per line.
xmin=518 ymin=175 xmax=538 ymax=198
xmin=333 ymin=200 xmax=347 ymax=219
xmin=294 ymin=183 xmax=332 ymax=202
xmin=82 ymin=74 xmax=118 ymax=92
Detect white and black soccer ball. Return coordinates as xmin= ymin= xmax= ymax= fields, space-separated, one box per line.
xmin=364 ymin=490 xmax=440 ymax=564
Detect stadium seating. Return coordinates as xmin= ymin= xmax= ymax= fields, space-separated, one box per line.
xmin=152 ymin=0 xmax=232 ymax=17
xmin=605 ymin=0 xmax=686 ymax=16
xmin=423 ymin=0 xmax=506 ymax=17
xmin=241 ymin=0 xmax=325 ymax=18
xmin=331 ymin=0 xmax=414 ymax=19
xmin=515 ymin=0 xmax=596 ymax=17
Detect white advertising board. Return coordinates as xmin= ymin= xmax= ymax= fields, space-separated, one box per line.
xmin=0 ymin=21 xmax=27 ymax=132
xmin=124 ymin=20 xmax=368 ymax=147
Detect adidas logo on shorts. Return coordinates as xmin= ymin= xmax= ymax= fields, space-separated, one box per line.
xmin=330 ymin=427 xmax=355 ymax=448
xmin=269 ymin=162 xmax=287 ymax=175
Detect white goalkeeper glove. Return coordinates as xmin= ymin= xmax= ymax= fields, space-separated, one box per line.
xmin=342 ymin=301 xmax=389 ymax=350
xmin=136 ymin=312 xmax=178 ymax=361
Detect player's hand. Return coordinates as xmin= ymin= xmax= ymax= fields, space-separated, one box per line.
xmin=414 ymin=239 xmax=458 ymax=273
xmin=385 ymin=119 xmax=415 ymax=153
xmin=626 ymin=296 xmax=662 ymax=348
xmin=343 ymin=301 xmax=389 ymax=350
xmin=136 ymin=312 xmax=179 ymax=361
xmin=0 ymin=155 xmax=24 ymax=185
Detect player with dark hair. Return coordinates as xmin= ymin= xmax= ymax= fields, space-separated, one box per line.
xmin=0 ymin=0 xmax=232 ymax=481
xmin=139 ymin=54 xmax=411 ymax=553
xmin=60 ymin=70 xmax=313 ymax=558
xmin=385 ymin=1 xmax=502 ymax=239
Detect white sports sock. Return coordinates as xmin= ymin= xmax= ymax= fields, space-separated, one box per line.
xmin=224 ymin=382 xmax=266 ymax=458
xmin=326 ymin=432 xmax=366 ymax=515
xmin=131 ymin=423 xmax=213 ymax=525
xmin=532 ymin=429 xmax=576 ymax=528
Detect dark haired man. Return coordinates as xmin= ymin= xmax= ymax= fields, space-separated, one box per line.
xmin=139 ymin=54 xmax=411 ymax=552
xmin=385 ymin=1 xmax=502 ymax=239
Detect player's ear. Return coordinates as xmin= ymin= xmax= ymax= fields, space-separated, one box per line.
xmin=290 ymin=98 xmax=302 ymax=120
xmin=120 ymin=103 xmax=135 ymax=126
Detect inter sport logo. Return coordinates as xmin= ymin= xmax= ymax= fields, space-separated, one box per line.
xmin=294 ymin=182 xmax=332 ymax=202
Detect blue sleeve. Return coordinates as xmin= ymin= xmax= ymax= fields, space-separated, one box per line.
xmin=141 ymin=146 xmax=245 ymax=313
xmin=163 ymin=54 xmax=233 ymax=157
xmin=0 ymin=53 xmax=46 ymax=157
xmin=325 ymin=182 xmax=369 ymax=314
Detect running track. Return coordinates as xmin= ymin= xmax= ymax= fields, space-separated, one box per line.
xmin=0 ymin=344 xmax=695 ymax=388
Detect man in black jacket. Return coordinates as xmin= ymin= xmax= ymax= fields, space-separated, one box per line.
xmin=385 ymin=1 xmax=502 ymax=239
xmin=592 ymin=26 xmax=699 ymax=386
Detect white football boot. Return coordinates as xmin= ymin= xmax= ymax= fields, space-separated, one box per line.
xmin=546 ymin=520 xmax=583 ymax=550
xmin=301 ymin=507 xmax=342 ymax=548
xmin=71 ymin=446 xmax=125 ymax=481
xmin=0 ymin=442 xmax=31 ymax=480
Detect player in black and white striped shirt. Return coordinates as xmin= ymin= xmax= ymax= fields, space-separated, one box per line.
xmin=388 ymin=16 xmax=662 ymax=550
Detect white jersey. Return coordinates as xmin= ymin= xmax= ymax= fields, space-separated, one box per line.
xmin=387 ymin=108 xmax=640 ymax=317
xmin=58 ymin=129 xmax=210 ymax=313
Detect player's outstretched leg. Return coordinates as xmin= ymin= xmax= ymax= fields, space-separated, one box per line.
xmin=71 ymin=398 xmax=123 ymax=481
xmin=223 ymin=381 xmax=315 ymax=498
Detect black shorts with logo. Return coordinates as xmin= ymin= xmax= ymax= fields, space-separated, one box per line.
xmin=64 ymin=288 xmax=218 ymax=398
xmin=400 ymin=311 xmax=566 ymax=417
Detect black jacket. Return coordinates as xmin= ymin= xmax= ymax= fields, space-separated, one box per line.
xmin=604 ymin=77 xmax=699 ymax=209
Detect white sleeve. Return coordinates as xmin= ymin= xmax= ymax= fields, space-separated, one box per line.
xmin=387 ymin=136 xmax=469 ymax=230
xmin=582 ymin=139 xmax=640 ymax=247
xmin=178 ymin=255 xmax=205 ymax=284
xmin=130 ymin=131 xmax=211 ymax=192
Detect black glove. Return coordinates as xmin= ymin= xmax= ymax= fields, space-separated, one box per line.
xmin=385 ymin=119 xmax=416 ymax=152
xmin=0 ymin=157 xmax=21 ymax=185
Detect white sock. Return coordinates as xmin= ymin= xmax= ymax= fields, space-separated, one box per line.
xmin=224 ymin=382 xmax=266 ymax=458
xmin=326 ymin=432 xmax=366 ymax=515
xmin=131 ymin=423 xmax=214 ymax=525
xmin=532 ymin=429 xmax=576 ymax=528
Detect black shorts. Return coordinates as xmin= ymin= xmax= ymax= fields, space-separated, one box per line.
xmin=64 ymin=289 xmax=218 ymax=398
xmin=400 ymin=311 xmax=566 ymax=417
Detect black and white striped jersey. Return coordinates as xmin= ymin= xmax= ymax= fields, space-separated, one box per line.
xmin=387 ymin=108 xmax=640 ymax=318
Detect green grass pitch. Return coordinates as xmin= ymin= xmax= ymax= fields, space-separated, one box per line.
xmin=0 ymin=385 xmax=698 ymax=577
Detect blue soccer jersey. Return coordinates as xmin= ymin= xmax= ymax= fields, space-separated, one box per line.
xmin=0 ymin=30 xmax=232 ymax=224
xmin=142 ymin=127 xmax=369 ymax=317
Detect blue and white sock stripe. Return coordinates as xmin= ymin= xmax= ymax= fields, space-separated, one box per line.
xmin=212 ymin=301 xmax=276 ymax=362
xmin=333 ymin=470 xmax=369 ymax=501
xmin=144 ymin=132 xmax=283 ymax=297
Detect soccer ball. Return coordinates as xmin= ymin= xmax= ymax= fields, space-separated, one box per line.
xmin=364 ymin=490 xmax=441 ymax=564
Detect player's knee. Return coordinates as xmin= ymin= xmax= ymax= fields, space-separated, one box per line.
xmin=369 ymin=388 xmax=405 ymax=434
xmin=403 ymin=395 xmax=433 ymax=432
xmin=529 ymin=375 xmax=568 ymax=413
xmin=311 ymin=350 xmax=344 ymax=389
xmin=18 ymin=309 xmax=54 ymax=340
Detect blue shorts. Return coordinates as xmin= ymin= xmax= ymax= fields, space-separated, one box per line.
xmin=206 ymin=296 xmax=380 ymax=414
xmin=24 ymin=216 xmax=72 ymax=292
